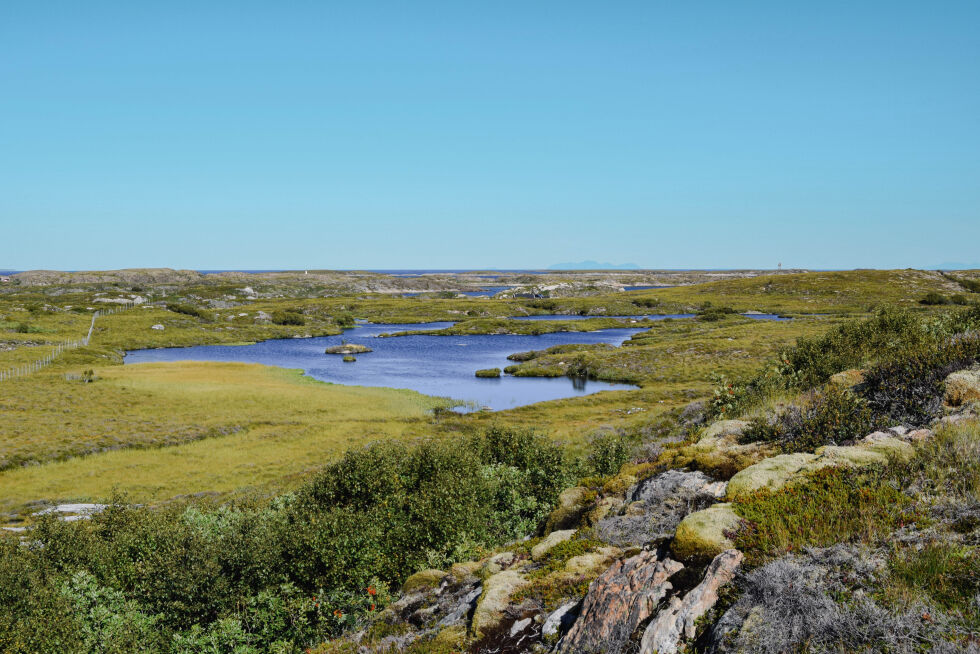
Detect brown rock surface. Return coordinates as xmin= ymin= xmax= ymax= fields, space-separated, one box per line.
xmin=559 ymin=550 xmax=683 ymax=654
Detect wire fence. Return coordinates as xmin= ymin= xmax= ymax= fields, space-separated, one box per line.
xmin=0 ymin=301 xmax=137 ymax=382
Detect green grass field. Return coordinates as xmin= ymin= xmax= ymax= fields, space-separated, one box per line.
xmin=0 ymin=362 xmax=448 ymax=514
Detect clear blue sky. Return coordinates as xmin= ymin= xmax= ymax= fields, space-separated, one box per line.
xmin=2 ymin=1 xmax=978 ymax=270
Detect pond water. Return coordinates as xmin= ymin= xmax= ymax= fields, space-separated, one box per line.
xmin=124 ymin=322 xmax=643 ymax=411
xmin=511 ymin=313 xmax=790 ymax=321
xmin=511 ymin=314 xmax=696 ymax=321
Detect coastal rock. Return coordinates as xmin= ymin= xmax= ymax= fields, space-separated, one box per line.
xmin=672 ymin=503 xmax=741 ymax=562
xmin=639 ymin=549 xmax=743 ymax=654
xmin=531 ymin=529 xmax=576 ymax=561
xmin=559 ymin=550 xmax=683 ymax=654
xmin=945 ymin=366 xmax=980 ymax=406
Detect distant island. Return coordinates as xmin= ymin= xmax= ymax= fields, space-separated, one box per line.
xmin=548 ymin=260 xmax=641 ymax=270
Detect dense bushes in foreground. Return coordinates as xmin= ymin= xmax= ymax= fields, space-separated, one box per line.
xmin=0 ymin=427 xmax=588 ymax=653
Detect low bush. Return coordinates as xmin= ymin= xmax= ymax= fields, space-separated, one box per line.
xmin=0 ymin=427 xmax=582 ymax=651
xmin=166 ymin=303 xmax=212 ymax=321
xmin=732 ymin=466 xmax=914 ymax=564
xmin=475 ymin=368 xmax=501 ymax=378
xmin=920 ymin=292 xmax=950 ymax=305
xmin=741 ymin=384 xmax=875 ymax=451
xmin=272 ymin=310 xmax=305 ymax=326
xmin=333 ymin=312 xmax=356 ymax=328
xmin=861 ymin=335 xmax=980 ymax=425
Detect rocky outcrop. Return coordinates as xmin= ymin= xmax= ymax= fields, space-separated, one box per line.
xmin=639 ymin=549 xmax=743 ymax=654
xmin=597 ymin=470 xmax=725 ymax=547
xmin=559 ymin=550 xmax=683 ymax=654
xmin=672 ymin=504 xmax=742 ymax=561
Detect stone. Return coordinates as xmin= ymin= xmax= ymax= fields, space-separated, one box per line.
xmin=509 ymin=617 xmax=533 ymax=637
xmin=471 ymin=570 xmax=530 ymax=639
xmin=945 ymin=366 xmax=980 ymax=406
xmin=531 ymin=529 xmax=576 ymax=561
xmin=436 ymin=585 xmax=482 ymax=627
xmin=150 ymin=324 xmax=165 ymax=330
xmin=401 ymin=569 xmax=447 ymax=594
xmin=725 ymin=453 xmax=818 ymax=500
xmin=672 ymin=504 xmax=741 ymax=562
xmin=639 ymin=549 xmax=743 ymax=654
xmin=559 ymin=550 xmax=683 ymax=654
xmin=542 ymin=600 xmax=579 ymax=637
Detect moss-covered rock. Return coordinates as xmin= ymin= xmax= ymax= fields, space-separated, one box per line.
xmin=449 ymin=560 xmax=482 ymax=580
xmin=531 ymin=529 xmax=577 ymax=561
xmin=672 ymin=503 xmax=741 ymax=562
xmin=401 ymin=568 xmax=447 ymax=594
xmin=471 ymin=569 xmax=530 ymax=638
xmin=853 ymin=433 xmax=914 ymax=462
xmin=725 ymin=453 xmax=819 ymax=501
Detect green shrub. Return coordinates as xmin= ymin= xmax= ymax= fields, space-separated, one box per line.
xmin=861 ymin=335 xmax=980 ymax=425
xmin=888 ymin=542 xmax=980 ymax=613
xmin=475 ymin=368 xmax=501 ymax=378
xmin=333 ymin=312 xmax=356 ymax=328
xmin=271 ymin=310 xmax=305 ymax=326
xmin=585 ymin=431 xmax=636 ymax=476
xmin=732 ymin=466 xmax=914 ymax=565
xmin=920 ymin=292 xmax=950 ymax=305
xmin=166 ymin=303 xmax=212 ymax=321
xmin=742 ymin=385 xmax=874 ymax=452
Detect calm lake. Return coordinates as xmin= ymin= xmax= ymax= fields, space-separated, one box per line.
xmin=124 ymin=322 xmax=644 ymax=410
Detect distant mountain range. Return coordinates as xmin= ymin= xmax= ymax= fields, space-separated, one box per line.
xmin=548 ymin=261 xmax=641 ymax=270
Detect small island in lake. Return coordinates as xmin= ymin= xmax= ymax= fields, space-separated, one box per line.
xmin=325 ymin=344 xmax=373 ymax=354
